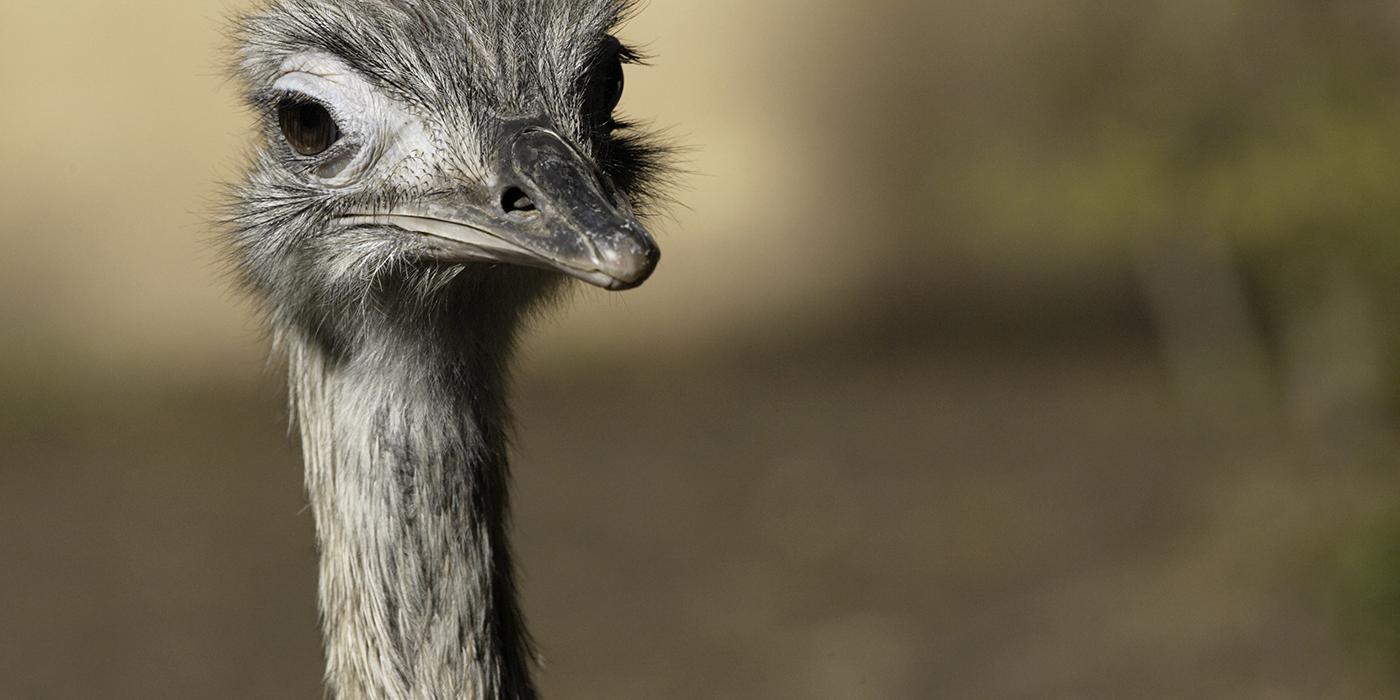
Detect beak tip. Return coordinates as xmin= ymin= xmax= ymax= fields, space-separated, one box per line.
xmin=597 ymin=243 xmax=660 ymax=291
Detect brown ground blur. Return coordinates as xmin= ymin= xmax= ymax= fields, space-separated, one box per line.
xmin=5 ymin=1 xmax=1400 ymax=698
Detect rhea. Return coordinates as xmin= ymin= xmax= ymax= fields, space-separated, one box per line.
xmin=226 ymin=1 xmax=666 ymax=697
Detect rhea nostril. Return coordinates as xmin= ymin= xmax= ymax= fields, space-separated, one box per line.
xmin=501 ymin=186 xmax=537 ymax=215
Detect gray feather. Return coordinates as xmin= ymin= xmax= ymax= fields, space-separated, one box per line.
xmin=222 ymin=1 xmax=668 ymax=697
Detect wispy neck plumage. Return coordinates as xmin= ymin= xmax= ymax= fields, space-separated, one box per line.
xmin=286 ymin=300 xmax=538 ymax=700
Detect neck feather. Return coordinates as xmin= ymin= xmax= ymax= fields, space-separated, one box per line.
xmin=287 ymin=323 xmax=536 ymax=700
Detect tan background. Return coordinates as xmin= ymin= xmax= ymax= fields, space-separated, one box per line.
xmin=5 ymin=1 xmax=1400 ymax=698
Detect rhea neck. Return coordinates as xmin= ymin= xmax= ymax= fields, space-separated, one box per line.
xmin=285 ymin=276 xmax=543 ymax=700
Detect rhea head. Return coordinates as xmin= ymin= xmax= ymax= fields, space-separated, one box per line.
xmin=228 ymin=0 xmax=664 ymax=357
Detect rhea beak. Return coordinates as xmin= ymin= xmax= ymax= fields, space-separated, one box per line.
xmin=338 ymin=120 xmax=659 ymax=291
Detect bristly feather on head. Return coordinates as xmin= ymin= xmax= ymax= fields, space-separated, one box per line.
xmin=219 ymin=2 xmax=675 ymax=698
xmin=223 ymin=0 xmax=672 ymax=364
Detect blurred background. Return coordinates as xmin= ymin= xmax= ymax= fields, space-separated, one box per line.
xmin=4 ymin=0 xmax=1400 ymax=697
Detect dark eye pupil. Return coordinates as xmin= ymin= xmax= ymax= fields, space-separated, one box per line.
xmin=589 ymin=37 xmax=625 ymax=127
xmin=278 ymin=100 xmax=340 ymax=156
xmin=601 ymin=55 xmax=624 ymax=114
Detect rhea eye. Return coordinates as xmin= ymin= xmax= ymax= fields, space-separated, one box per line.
xmin=589 ymin=37 xmax=625 ymax=126
xmin=277 ymin=98 xmax=341 ymax=156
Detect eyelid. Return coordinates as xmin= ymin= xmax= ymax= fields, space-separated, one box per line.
xmin=277 ymin=67 xmax=356 ymax=86
xmin=271 ymin=88 xmax=332 ymax=112
xmin=280 ymin=67 xmax=344 ymax=79
xmin=270 ymin=71 xmax=349 ymax=108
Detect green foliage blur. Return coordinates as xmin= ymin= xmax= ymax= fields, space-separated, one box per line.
xmin=980 ymin=4 xmax=1398 ymax=245
xmin=984 ymin=0 xmax=1400 ymax=664
xmin=892 ymin=2 xmax=1400 ymax=668
xmin=975 ymin=2 xmax=1400 ymax=374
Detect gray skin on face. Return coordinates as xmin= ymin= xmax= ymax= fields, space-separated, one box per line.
xmin=225 ymin=1 xmax=667 ymax=698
